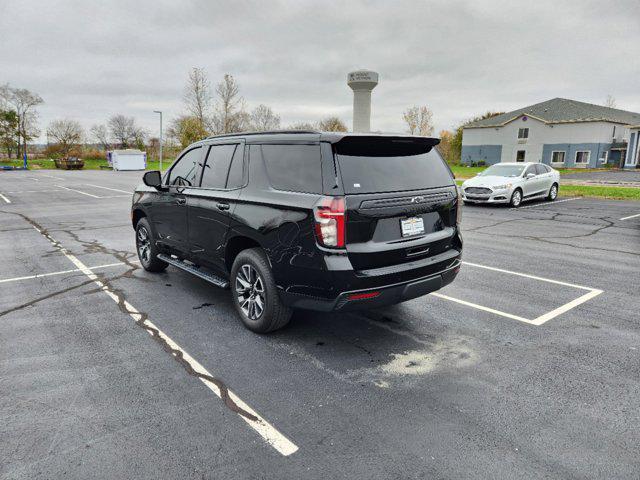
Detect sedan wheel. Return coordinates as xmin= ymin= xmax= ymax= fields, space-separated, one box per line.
xmin=547 ymin=183 xmax=558 ymax=201
xmin=510 ymin=189 xmax=523 ymax=208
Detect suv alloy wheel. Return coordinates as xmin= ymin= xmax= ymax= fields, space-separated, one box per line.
xmin=230 ymin=248 xmax=292 ymax=333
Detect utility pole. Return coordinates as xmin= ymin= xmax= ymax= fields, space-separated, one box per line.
xmin=154 ymin=110 xmax=163 ymax=171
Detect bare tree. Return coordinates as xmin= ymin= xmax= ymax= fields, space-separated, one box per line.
xmin=604 ymin=95 xmax=617 ymax=108
xmin=318 ymin=116 xmax=348 ymax=132
xmin=403 ymin=106 xmax=434 ymax=136
xmin=211 ymin=74 xmax=248 ymax=134
xmin=108 ymin=114 xmax=137 ymax=148
xmin=90 ymin=124 xmax=111 ymax=150
xmin=286 ymin=121 xmax=317 ymax=131
xmin=0 ymin=84 xmax=44 ymax=159
xmin=47 ymin=119 xmax=84 ymax=158
xmin=250 ymin=104 xmax=280 ymax=131
xmin=184 ymin=67 xmax=212 ymax=130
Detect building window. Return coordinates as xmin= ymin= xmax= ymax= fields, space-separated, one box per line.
xmin=551 ymin=151 xmax=565 ymax=164
xmin=575 ymin=151 xmax=590 ymax=165
xmin=517 ymin=128 xmax=529 ymax=140
xmin=516 ymin=150 xmax=526 ymax=162
xmin=599 ymin=151 xmax=608 ymax=163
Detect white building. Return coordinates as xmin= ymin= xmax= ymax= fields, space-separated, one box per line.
xmin=625 ymin=125 xmax=640 ymax=169
xmin=462 ymin=98 xmax=640 ymax=169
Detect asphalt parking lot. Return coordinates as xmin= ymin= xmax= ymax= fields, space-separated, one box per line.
xmin=1 ymin=170 xmax=639 ymax=479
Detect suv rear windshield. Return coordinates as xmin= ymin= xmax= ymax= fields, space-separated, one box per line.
xmin=336 ymin=146 xmax=453 ymax=194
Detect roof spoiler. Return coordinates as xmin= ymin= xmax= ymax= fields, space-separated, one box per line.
xmin=332 ymin=135 xmax=440 ymax=157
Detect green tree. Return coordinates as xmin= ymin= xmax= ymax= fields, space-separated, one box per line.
xmin=450 ymin=111 xmax=504 ymax=164
xmin=0 ymin=110 xmax=19 ymax=158
xmin=0 ymin=84 xmax=43 ymax=159
xmin=168 ymin=115 xmax=209 ymax=149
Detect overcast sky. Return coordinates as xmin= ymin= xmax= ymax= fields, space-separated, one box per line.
xmin=1 ymin=0 xmax=639 ymax=142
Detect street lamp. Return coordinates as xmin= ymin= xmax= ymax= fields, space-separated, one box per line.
xmin=153 ymin=110 xmax=163 ymax=171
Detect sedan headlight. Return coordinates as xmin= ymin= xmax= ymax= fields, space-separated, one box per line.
xmin=492 ymin=183 xmax=512 ymax=190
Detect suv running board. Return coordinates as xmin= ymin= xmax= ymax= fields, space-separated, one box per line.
xmin=157 ymin=254 xmax=229 ymax=289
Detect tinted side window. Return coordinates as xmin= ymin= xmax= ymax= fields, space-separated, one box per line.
xmin=226 ymin=144 xmax=245 ymax=189
xmin=524 ymin=165 xmax=536 ymax=176
xmin=200 ymin=144 xmax=237 ymax=189
xmin=261 ymin=144 xmax=322 ymax=193
xmin=535 ymin=164 xmax=547 ymax=175
xmin=167 ymin=147 xmax=201 ymax=186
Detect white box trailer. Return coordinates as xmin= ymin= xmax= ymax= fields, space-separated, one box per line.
xmin=107 ymin=149 xmax=147 ymax=171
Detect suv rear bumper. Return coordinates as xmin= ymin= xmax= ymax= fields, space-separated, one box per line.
xmin=280 ymin=260 xmax=460 ymax=312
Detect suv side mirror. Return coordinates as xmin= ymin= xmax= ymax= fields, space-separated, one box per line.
xmin=143 ymin=170 xmax=163 ymax=189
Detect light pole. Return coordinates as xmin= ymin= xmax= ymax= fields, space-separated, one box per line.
xmin=153 ymin=110 xmax=163 ymax=171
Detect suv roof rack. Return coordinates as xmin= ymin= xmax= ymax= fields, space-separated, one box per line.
xmin=206 ymin=130 xmax=319 ymax=139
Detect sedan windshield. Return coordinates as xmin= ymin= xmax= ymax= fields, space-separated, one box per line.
xmin=478 ymin=164 xmax=525 ymax=177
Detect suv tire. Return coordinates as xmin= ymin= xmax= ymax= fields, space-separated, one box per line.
xmin=230 ymin=248 xmax=292 ymax=333
xmin=136 ymin=217 xmax=168 ymax=272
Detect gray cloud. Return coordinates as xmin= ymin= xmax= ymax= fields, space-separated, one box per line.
xmin=1 ymin=0 xmax=638 ymax=141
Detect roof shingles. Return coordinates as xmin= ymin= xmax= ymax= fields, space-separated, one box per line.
xmin=464 ymin=98 xmax=640 ymax=128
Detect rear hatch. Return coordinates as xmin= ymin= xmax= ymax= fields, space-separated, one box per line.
xmin=333 ymin=136 xmax=459 ymax=271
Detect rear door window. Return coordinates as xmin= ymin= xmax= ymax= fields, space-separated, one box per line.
xmin=261 ymin=144 xmax=322 ymax=193
xmin=167 ymin=147 xmax=201 ymax=186
xmin=226 ymin=144 xmax=245 ymax=189
xmin=200 ymin=144 xmax=237 ymax=189
xmin=337 ymin=147 xmax=453 ymax=194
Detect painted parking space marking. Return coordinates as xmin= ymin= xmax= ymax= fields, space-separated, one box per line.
xmin=0 ymin=193 xmax=11 ymax=204
xmin=55 ymin=184 xmax=101 ymax=198
xmin=0 ymin=260 xmax=140 ymax=284
xmin=53 ymin=185 xmax=129 ymax=199
xmin=85 ymin=184 xmax=132 ymax=194
xmin=26 ymin=223 xmax=299 ymax=457
xmin=620 ymin=213 xmax=640 ymax=221
xmin=510 ymin=197 xmax=580 ymax=210
xmin=430 ymin=261 xmax=603 ymax=326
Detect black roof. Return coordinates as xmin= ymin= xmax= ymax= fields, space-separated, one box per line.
xmin=205 ymin=130 xmax=440 ymax=146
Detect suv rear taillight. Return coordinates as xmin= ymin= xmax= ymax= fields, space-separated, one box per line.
xmin=456 ymin=187 xmax=462 ymax=224
xmin=314 ymin=196 xmax=345 ymax=248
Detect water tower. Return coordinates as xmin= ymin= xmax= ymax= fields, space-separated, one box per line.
xmin=347 ymin=70 xmax=379 ymax=132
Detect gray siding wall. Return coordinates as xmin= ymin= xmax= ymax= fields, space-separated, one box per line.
xmin=540 ymin=143 xmax=610 ymax=168
xmin=461 ymin=145 xmax=502 ymax=165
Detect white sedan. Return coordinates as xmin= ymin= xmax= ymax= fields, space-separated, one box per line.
xmin=461 ymin=162 xmax=560 ymax=208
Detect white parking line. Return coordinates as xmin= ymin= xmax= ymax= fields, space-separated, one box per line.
xmin=511 ymin=197 xmax=580 ymax=210
xmin=430 ymin=261 xmax=603 ymax=326
xmin=430 ymin=292 xmax=535 ymax=324
xmin=620 ymin=213 xmax=640 ymax=221
xmin=0 ymin=261 xmax=139 ymax=284
xmin=55 ymin=185 xmax=101 ymax=198
xmin=5 ymin=190 xmax=61 ymax=194
xmin=85 ymin=184 xmax=132 ymax=194
xmin=0 ymin=193 xmax=11 ymax=204
xmin=28 ymin=224 xmax=299 ymax=457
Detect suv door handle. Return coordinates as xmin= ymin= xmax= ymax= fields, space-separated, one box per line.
xmin=176 ymin=198 xmax=187 ymax=205
xmin=217 ymin=202 xmax=230 ymax=211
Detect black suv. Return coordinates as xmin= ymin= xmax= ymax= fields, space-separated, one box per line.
xmin=132 ymin=131 xmax=462 ymax=333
